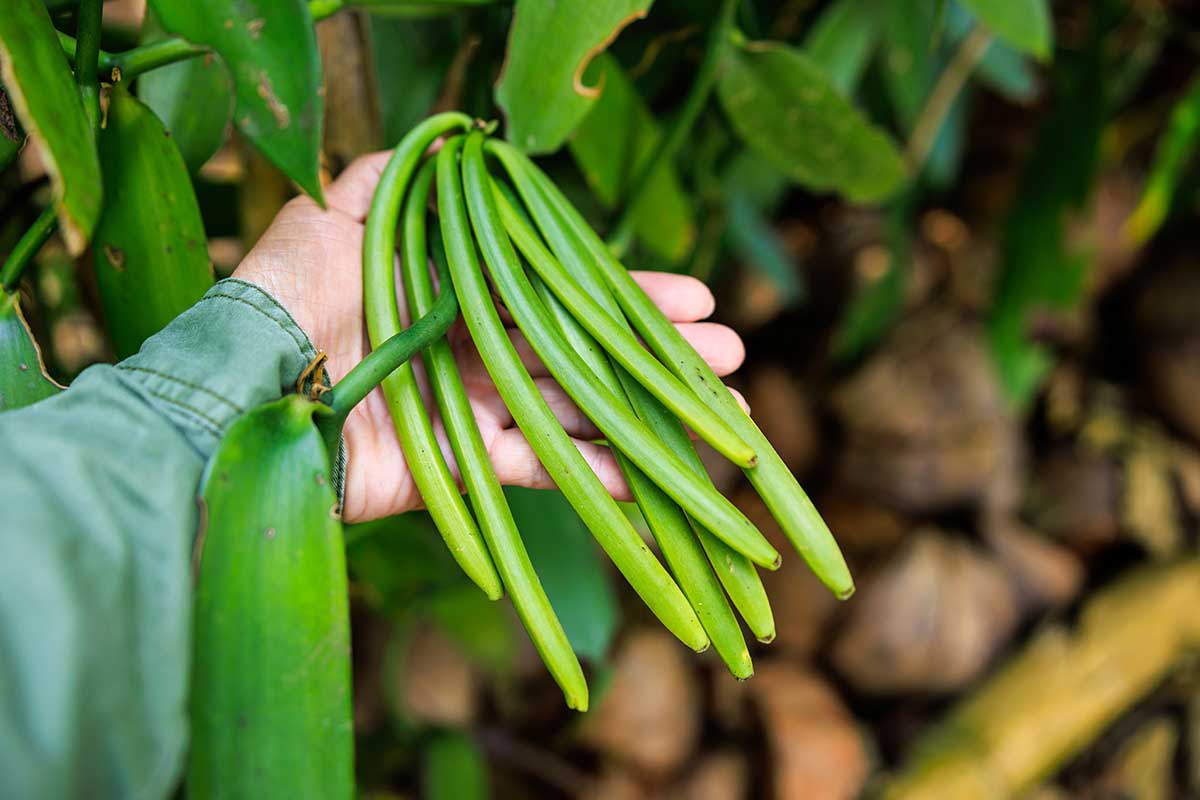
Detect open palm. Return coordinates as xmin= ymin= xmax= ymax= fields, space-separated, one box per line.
xmin=234 ymin=152 xmax=746 ymax=523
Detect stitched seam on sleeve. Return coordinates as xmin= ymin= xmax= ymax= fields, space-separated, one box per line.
xmin=139 ymin=387 xmax=226 ymax=437
xmin=193 ymin=293 xmax=310 ymax=359
xmin=115 ymin=365 xmax=245 ymax=414
xmin=217 ymin=278 xmax=313 ymax=341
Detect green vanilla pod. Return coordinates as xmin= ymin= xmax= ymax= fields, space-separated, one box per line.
xmin=492 ymin=185 xmax=756 ymax=469
xmin=189 ymin=395 xmax=354 ymax=800
xmin=486 ymin=160 xmax=776 ymax=641
xmin=363 ymin=116 xmax=502 ymax=600
xmin=401 ymin=159 xmax=588 ymax=710
xmin=462 ymin=138 xmax=779 ymax=570
xmin=488 ymin=140 xmax=854 ymax=600
xmin=437 ymin=136 xmax=708 ymax=652
xmin=0 ymin=292 xmax=61 ymax=411
xmin=93 ymin=84 xmax=214 ymax=359
xmin=527 ymin=260 xmax=753 ymax=678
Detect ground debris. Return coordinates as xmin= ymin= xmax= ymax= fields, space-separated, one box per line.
xmin=883 ymin=561 xmax=1200 ymax=799
xmin=831 ymin=308 xmax=1020 ymax=513
xmin=832 ymin=529 xmax=1019 ymax=693
xmin=578 ymin=630 xmax=702 ymax=778
xmin=748 ymin=662 xmax=871 ymax=800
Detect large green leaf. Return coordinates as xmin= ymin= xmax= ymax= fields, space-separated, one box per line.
xmin=957 ymin=0 xmax=1052 ymax=61
xmin=137 ymin=12 xmax=233 ymax=174
xmin=506 ymin=487 xmax=618 ymax=663
xmin=148 ymin=0 xmax=324 ymax=201
xmin=0 ymin=292 xmax=61 ymax=410
xmin=803 ymin=0 xmax=879 ymax=95
xmin=568 ymin=54 xmax=695 ymax=263
xmin=93 ymin=86 xmax=214 ymax=359
xmin=190 ymin=395 xmax=353 ymax=799
xmin=496 ymin=0 xmax=652 ymax=154
xmin=717 ymin=39 xmax=907 ymax=203
xmin=0 ymin=0 xmax=101 ymax=255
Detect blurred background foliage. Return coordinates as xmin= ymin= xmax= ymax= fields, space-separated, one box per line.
xmin=6 ymin=0 xmax=1200 ymax=796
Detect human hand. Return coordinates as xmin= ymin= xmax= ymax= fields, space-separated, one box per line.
xmin=233 ymin=151 xmax=747 ymax=523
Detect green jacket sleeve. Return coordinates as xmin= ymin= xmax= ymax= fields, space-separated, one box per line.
xmin=0 ymin=278 xmax=330 ymax=800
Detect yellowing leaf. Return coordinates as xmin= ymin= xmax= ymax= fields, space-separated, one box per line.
xmin=148 ymin=0 xmax=324 ymax=200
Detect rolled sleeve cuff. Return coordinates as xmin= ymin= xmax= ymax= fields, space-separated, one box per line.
xmin=112 ymin=277 xmax=346 ymax=497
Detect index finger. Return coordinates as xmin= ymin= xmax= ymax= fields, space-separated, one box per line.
xmin=630 ymin=271 xmax=716 ymax=323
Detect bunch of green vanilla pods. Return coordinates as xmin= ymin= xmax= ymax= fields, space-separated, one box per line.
xmin=186 ymin=111 xmax=854 ymax=797
xmin=363 ymin=113 xmax=853 ymax=709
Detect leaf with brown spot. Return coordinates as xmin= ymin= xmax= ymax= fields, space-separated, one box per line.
xmin=148 ymin=0 xmax=324 ymax=201
xmin=0 ymin=0 xmax=102 ymax=255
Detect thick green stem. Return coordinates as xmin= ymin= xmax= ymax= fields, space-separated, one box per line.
xmin=316 ymin=250 xmax=460 ymax=454
xmin=73 ymin=0 xmax=103 ymax=130
xmin=58 ymin=0 xmax=345 ymax=81
xmin=1 ymin=205 xmax=57 ymax=292
xmin=606 ymin=0 xmax=738 ymax=256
